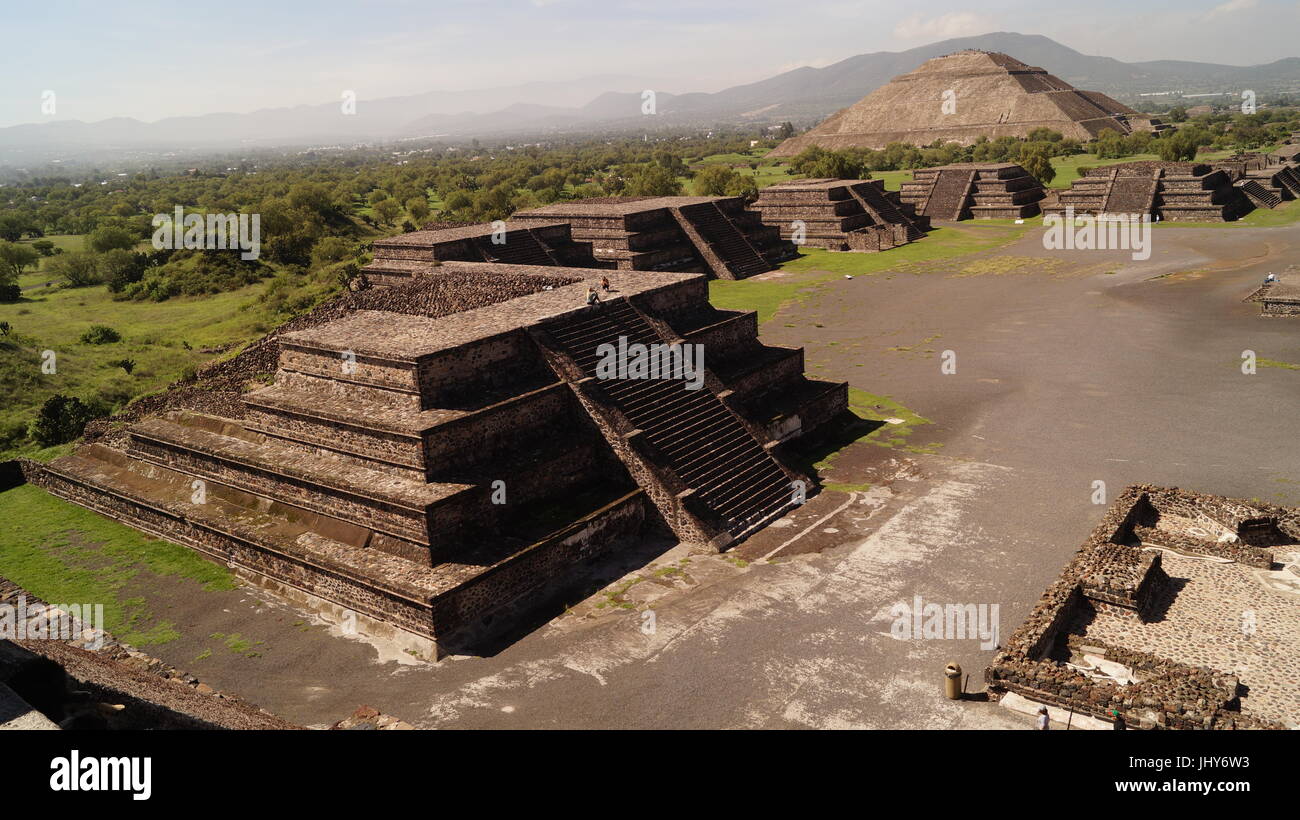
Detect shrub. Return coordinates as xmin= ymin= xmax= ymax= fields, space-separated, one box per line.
xmin=0 ymin=419 xmax=28 ymax=451
xmin=85 ymin=224 xmax=139 ymax=253
xmin=0 ymin=283 xmax=19 ymax=303
xmin=311 ymin=236 xmax=354 ymax=266
xmin=102 ymin=248 xmax=148 ymax=293
xmin=80 ymin=325 xmax=121 ymax=345
xmin=46 ymin=250 xmax=102 ymax=287
xmin=28 ymin=394 xmax=100 ymax=447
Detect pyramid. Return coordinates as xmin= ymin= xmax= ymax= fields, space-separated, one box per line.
xmin=770 ymin=51 xmax=1166 ymax=156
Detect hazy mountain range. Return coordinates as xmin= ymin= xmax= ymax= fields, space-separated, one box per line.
xmin=3 ymin=32 xmax=1298 ymax=160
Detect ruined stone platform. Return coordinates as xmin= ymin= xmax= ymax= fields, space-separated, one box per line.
xmin=986 ymin=484 xmax=1299 ymax=730
xmin=899 ymin=163 xmax=1045 ymax=220
xmin=24 ymin=265 xmax=847 ymax=658
xmin=752 ymin=178 xmax=928 ymax=251
xmin=1045 ymin=161 xmax=1255 ymax=221
xmin=513 ymin=196 xmax=797 ymax=279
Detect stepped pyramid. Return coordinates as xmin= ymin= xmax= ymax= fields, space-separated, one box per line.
xmin=898 ymin=163 xmax=1045 ymax=220
xmin=18 ymin=265 xmax=846 ymax=658
xmin=512 ymin=196 xmax=797 ymax=280
xmin=1046 ymin=161 xmax=1255 ymax=222
xmin=770 ymin=51 xmax=1166 ymax=156
xmin=752 ymin=178 xmax=929 ymax=251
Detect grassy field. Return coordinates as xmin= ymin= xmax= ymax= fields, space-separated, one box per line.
xmin=0 ymin=271 xmax=280 ymax=459
xmin=686 ymin=148 xmax=798 ymax=192
xmin=0 ymin=483 xmax=234 ymax=645
xmin=709 ymin=221 xmax=1031 ymax=324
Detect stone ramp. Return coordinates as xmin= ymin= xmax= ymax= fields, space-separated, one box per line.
xmin=671 ymin=201 xmax=770 ymax=279
xmin=471 ymin=230 xmax=560 ymax=266
xmin=1103 ymin=172 xmax=1159 ymax=215
xmin=514 ymin=196 xmax=794 ymax=280
xmin=752 ymin=178 xmax=927 ymax=252
xmin=1238 ymin=179 xmax=1282 ymax=209
xmin=902 ymin=164 xmax=1044 ymax=221
xmin=1048 ymin=162 xmax=1254 ymax=222
xmin=1275 ymin=166 xmax=1300 ymax=198
xmin=538 ymin=298 xmax=795 ymax=542
xmin=919 ymin=168 xmax=975 ymax=220
xmin=850 ymin=180 xmax=927 ymax=240
xmin=363 ymin=222 xmax=595 ymax=285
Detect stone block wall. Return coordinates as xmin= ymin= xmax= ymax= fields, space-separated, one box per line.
xmin=985 ymin=484 xmax=1291 ymax=730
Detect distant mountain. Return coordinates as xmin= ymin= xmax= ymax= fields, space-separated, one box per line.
xmin=586 ymin=32 xmax=1300 ymax=123
xmin=2 ymin=32 xmax=1297 ymax=161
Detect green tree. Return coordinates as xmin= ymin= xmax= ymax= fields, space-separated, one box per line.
xmin=1156 ymin=132 xmax=1199 ymax=162
xmin=0 ymin=213 xmax=30 ymax=242
xmin=85 ymin=224 xmax=138 ymax=253
xmin=28 ymin=395 xmax=99 ymax=447
xmin=47 ymin=250 xmax=102 ymax=287
xmin=1093 ymin=128 xmax=1128 ymax=159
xmin=101 ymin=249 xmax=146 ymax=293
xmin=693 ymin=165 xmax=741 ymax=196
xmin=373 ymin=197 xmax=401 ymax=224
xmin=623 ymin=164 xmax=683 ymax=196
xmin=405 ymin=196 xmax=431 ymax=224
xmin=0 ymin=241 xmax=40 ymax=282
xmin=1018 ymin=147 xmax=1056 ymax=185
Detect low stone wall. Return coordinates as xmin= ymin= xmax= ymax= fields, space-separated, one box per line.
xmin=430 ymin=491 xmax=646 ymax=642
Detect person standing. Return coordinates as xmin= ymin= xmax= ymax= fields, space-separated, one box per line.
xmin=1036 ymin=706 xmax=1050 ymax=731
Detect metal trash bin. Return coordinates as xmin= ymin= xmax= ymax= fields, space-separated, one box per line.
xmin=944 ymin=662 xmax=963 ymax=700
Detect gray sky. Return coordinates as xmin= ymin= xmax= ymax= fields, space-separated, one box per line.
xmin=4 ymin=0 xmax=1298 ymax=128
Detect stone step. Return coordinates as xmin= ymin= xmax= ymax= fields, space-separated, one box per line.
xmin=542 ymin=297 xmax=794 ymax=539
xmin=126 ymin=413 xmax=479 ymax=548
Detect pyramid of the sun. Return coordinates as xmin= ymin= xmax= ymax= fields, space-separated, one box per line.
xmin=770 ymin=51 xmax=1165 ymax=156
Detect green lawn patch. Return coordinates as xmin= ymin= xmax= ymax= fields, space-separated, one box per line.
xmin=1259 ymin=358 xmax=1300 ymax=370
xmin=708 ymin=222 xmax=1029 ymax=324
xmin=0 ymin=483 xmax=234 ymax=645
xmin=0 ymin=275 xmax=286 ymax=460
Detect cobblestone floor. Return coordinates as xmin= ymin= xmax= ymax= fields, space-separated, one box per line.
xmin=1082 ymin=548 xmax=1300 ymax=727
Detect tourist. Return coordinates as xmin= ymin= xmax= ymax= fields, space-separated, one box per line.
xmin=600 ymin=275 xmax=611 ymax=292
xmin=1036 ymin=706 xmax=1050 ymax=730
xmin=1111 ymin=709 xmax=1126 ymax=730
xmin=1264 ymin=272 xmax=1278 ymax=284
xmin=586 ymin=286 xmax=601 ymax=307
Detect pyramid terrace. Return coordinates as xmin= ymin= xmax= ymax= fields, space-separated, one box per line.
xmin=898 ymin=163 xmax=1046 ymax=221
xmin=18 ymin=263 xmax=846 ymax=658
xmin=752 ymin=178 xmax=929 ymax=251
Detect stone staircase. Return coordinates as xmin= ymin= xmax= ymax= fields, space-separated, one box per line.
xmin=472 ymin=230 xmax=559 ymax=266
xmin=851 ymin=181 xmax=926 ymax=240
xmin=1238 ymin=179 xmax=1282 ymax=209
xmin=1275 ymin=166 xmax=1300 ymax=198
xmin=919 ymin=168 xmax=976 ymax=220
xmin=674 ymin=202 xmax=770 ymax=279
xmin=537 ymin=298 xmax=795 ymax=540
xmin=1103 ymin=172 xmax=1159 ymax=215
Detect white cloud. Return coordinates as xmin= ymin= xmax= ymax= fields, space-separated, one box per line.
xmin=1205 ymin=0 xmax=1257 ymax=17
xmin=893 ymin=12 xmax=996 ymax=41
